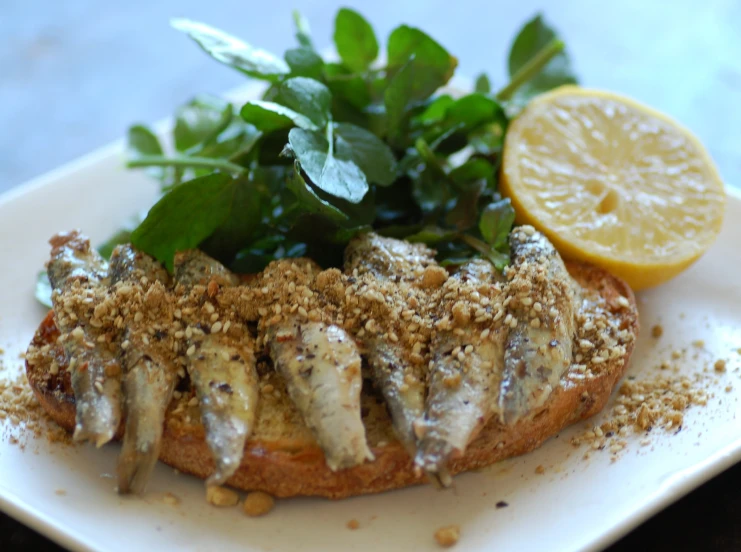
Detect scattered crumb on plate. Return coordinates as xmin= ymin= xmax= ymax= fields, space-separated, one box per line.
xmin=242 ymin=491 xmax=274 ymax=517
xmin=346 ymin=519 xmax=360 ymax=530
xmin=434 ymin=525 xmax=460 ymax=548
xmin=206 ymin=486 xmax=239 ymax=507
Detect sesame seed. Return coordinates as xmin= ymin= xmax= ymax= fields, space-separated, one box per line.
xmin=186 ymin=345 xmax=196 ymax=356
xmin=480 ymin=328 xmax=490 ymax=339
xmin=211 ymin=321 xmax=223 ymax=334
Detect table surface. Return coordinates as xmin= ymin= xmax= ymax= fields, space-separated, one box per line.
xmin=3 ymin=0 xmax=740 ymax=550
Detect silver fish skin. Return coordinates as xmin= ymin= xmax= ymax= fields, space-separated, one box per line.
xmin=47 ymin=231 xmax=122 ymax=447
xmin=499 ymin=225 xmax=577 ymax=425
xmin=268 ymin=321 xmax=373 ymax=470
xmin=344 ymin=233 xmax=433 ymax=459
xmin=174 ymin=249 xmax=240 ymax=287
xmin=416 ymin=259 xmax=506 ymax=486
xmin=109 ymin=244 xmax=176 ymax=494
xmin=174 ymin=249 xmax=259 ymax=486
xmin=187 ymin=335 xmax=259 ymax=485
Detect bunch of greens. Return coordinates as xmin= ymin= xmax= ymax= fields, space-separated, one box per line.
xmin=36 ymin=9 xmax=577 ymax=307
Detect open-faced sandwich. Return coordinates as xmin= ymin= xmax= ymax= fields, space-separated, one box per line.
xmin=25 ymin=8 xmax=725 ymax=501
xmin=27 ymin=228 xmax=638 ymax=497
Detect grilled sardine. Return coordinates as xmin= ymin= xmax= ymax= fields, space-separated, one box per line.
xmin=47 ymin=231 xmax=122 ymax=447
xmin=416 ymin=259 xmax=506 ymax=485
xmin=109 ymin=245 xmax=176 ymax=494
xmin=499 ymin=226 xmax=577 ymax=424
xmin=174 ymin=250 xmax=259 ymax=486
xmin=344 ymin=233 xmax=433 ymax=459
xmin=268 ymin=320 xmax=373 ymax=470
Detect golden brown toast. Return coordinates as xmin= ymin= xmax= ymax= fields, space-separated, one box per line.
xmin=25 ymin=261 xmax=638 ymax=499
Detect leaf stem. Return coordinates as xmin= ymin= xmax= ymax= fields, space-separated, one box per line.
xmin=127 ymin=155 xmax=246 ymax=174
xmin=460 ymin=233 xmax=491 ymax=254
xmin=326 ymin=121 xmax=335 ymax=156
xmin=495 ymin=38 xmax=564 ymax=101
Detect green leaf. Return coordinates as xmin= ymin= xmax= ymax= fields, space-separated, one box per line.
xmin=128 ymin=125 xmax=163 ymax=157
xmin=285 ymin=163 xmax=350 ymax=223
xmin=333 ymin=8 xmax=378 ymax=72
xmin=386 ymin=25 xmax=456 ymax=76
xmin=131 ymin=173 xmax=236 ymax=271
xmin=449 ymin=158 xmax=494 ymax=187
xmin=286 ymin=126 xmax=369 ymax=203
xmin=199 ymin=176 xmax=263 ymax=263
xmin=405 ymin=226 xmax=458 ymax=244
xmin=285 ymin=48 xmax=324 ymax=79
xmin=416 ymin=95 xmax=454 ymax=125
xmin=445 ymin=180 xmax=485 ymax=230
xmin=469 ymin=122 xmax=507 ymax=155
xmin=411 ymin=166 xmax=452 ymax=214
xmin=334 ymin=123 xmax=397 ymax=186
xmin=479 ymin=198 xmax=515 ymax=250
xmin=35 ymin=271 xmax=52 ymax=309
xmin=240 ymin=100 xmax=317 ymax=132
xmin=475 ymin=73 xmax=491 ymax=94
xmin=174 ymin=95 xmax=232 ymax=152
xmin=507 ymin=14 xmax=577 ymax=100
xmin=384 ymin=27 xmax=457 ymax=143
xmin=324 ymin=63 xmax=372 ymax=110
xmin=444 ymin=93 xmax=506 ymax=132
xmin=171 ymin=19 xmax=289 ymax=79
xmin=128 ymin=125 xmax=165 ymax=180
xmin=198 ymin=119 xmax=262 ymax=160
xmin=279 ymin=77 xmax=332 ymax=128
xmin=292 ymin=10 xmax=313 ymax=49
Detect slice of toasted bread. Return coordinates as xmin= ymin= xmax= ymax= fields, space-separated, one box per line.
xmin=25 ymin=261 xmax=638 ymax=499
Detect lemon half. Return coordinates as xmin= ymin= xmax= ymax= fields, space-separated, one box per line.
xmin=501 ymin=86 xmax=726 ymax=290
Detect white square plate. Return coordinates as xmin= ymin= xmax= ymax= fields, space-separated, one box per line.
xmin=1 ymin=84 xmax=740 ymax=552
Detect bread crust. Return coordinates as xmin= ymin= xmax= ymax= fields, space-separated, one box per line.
xmin=26 ymin=261 xmax=638 ymax=499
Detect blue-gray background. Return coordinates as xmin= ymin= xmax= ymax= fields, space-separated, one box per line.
xmin=3 ymin=0 xmax=740 ymax=193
